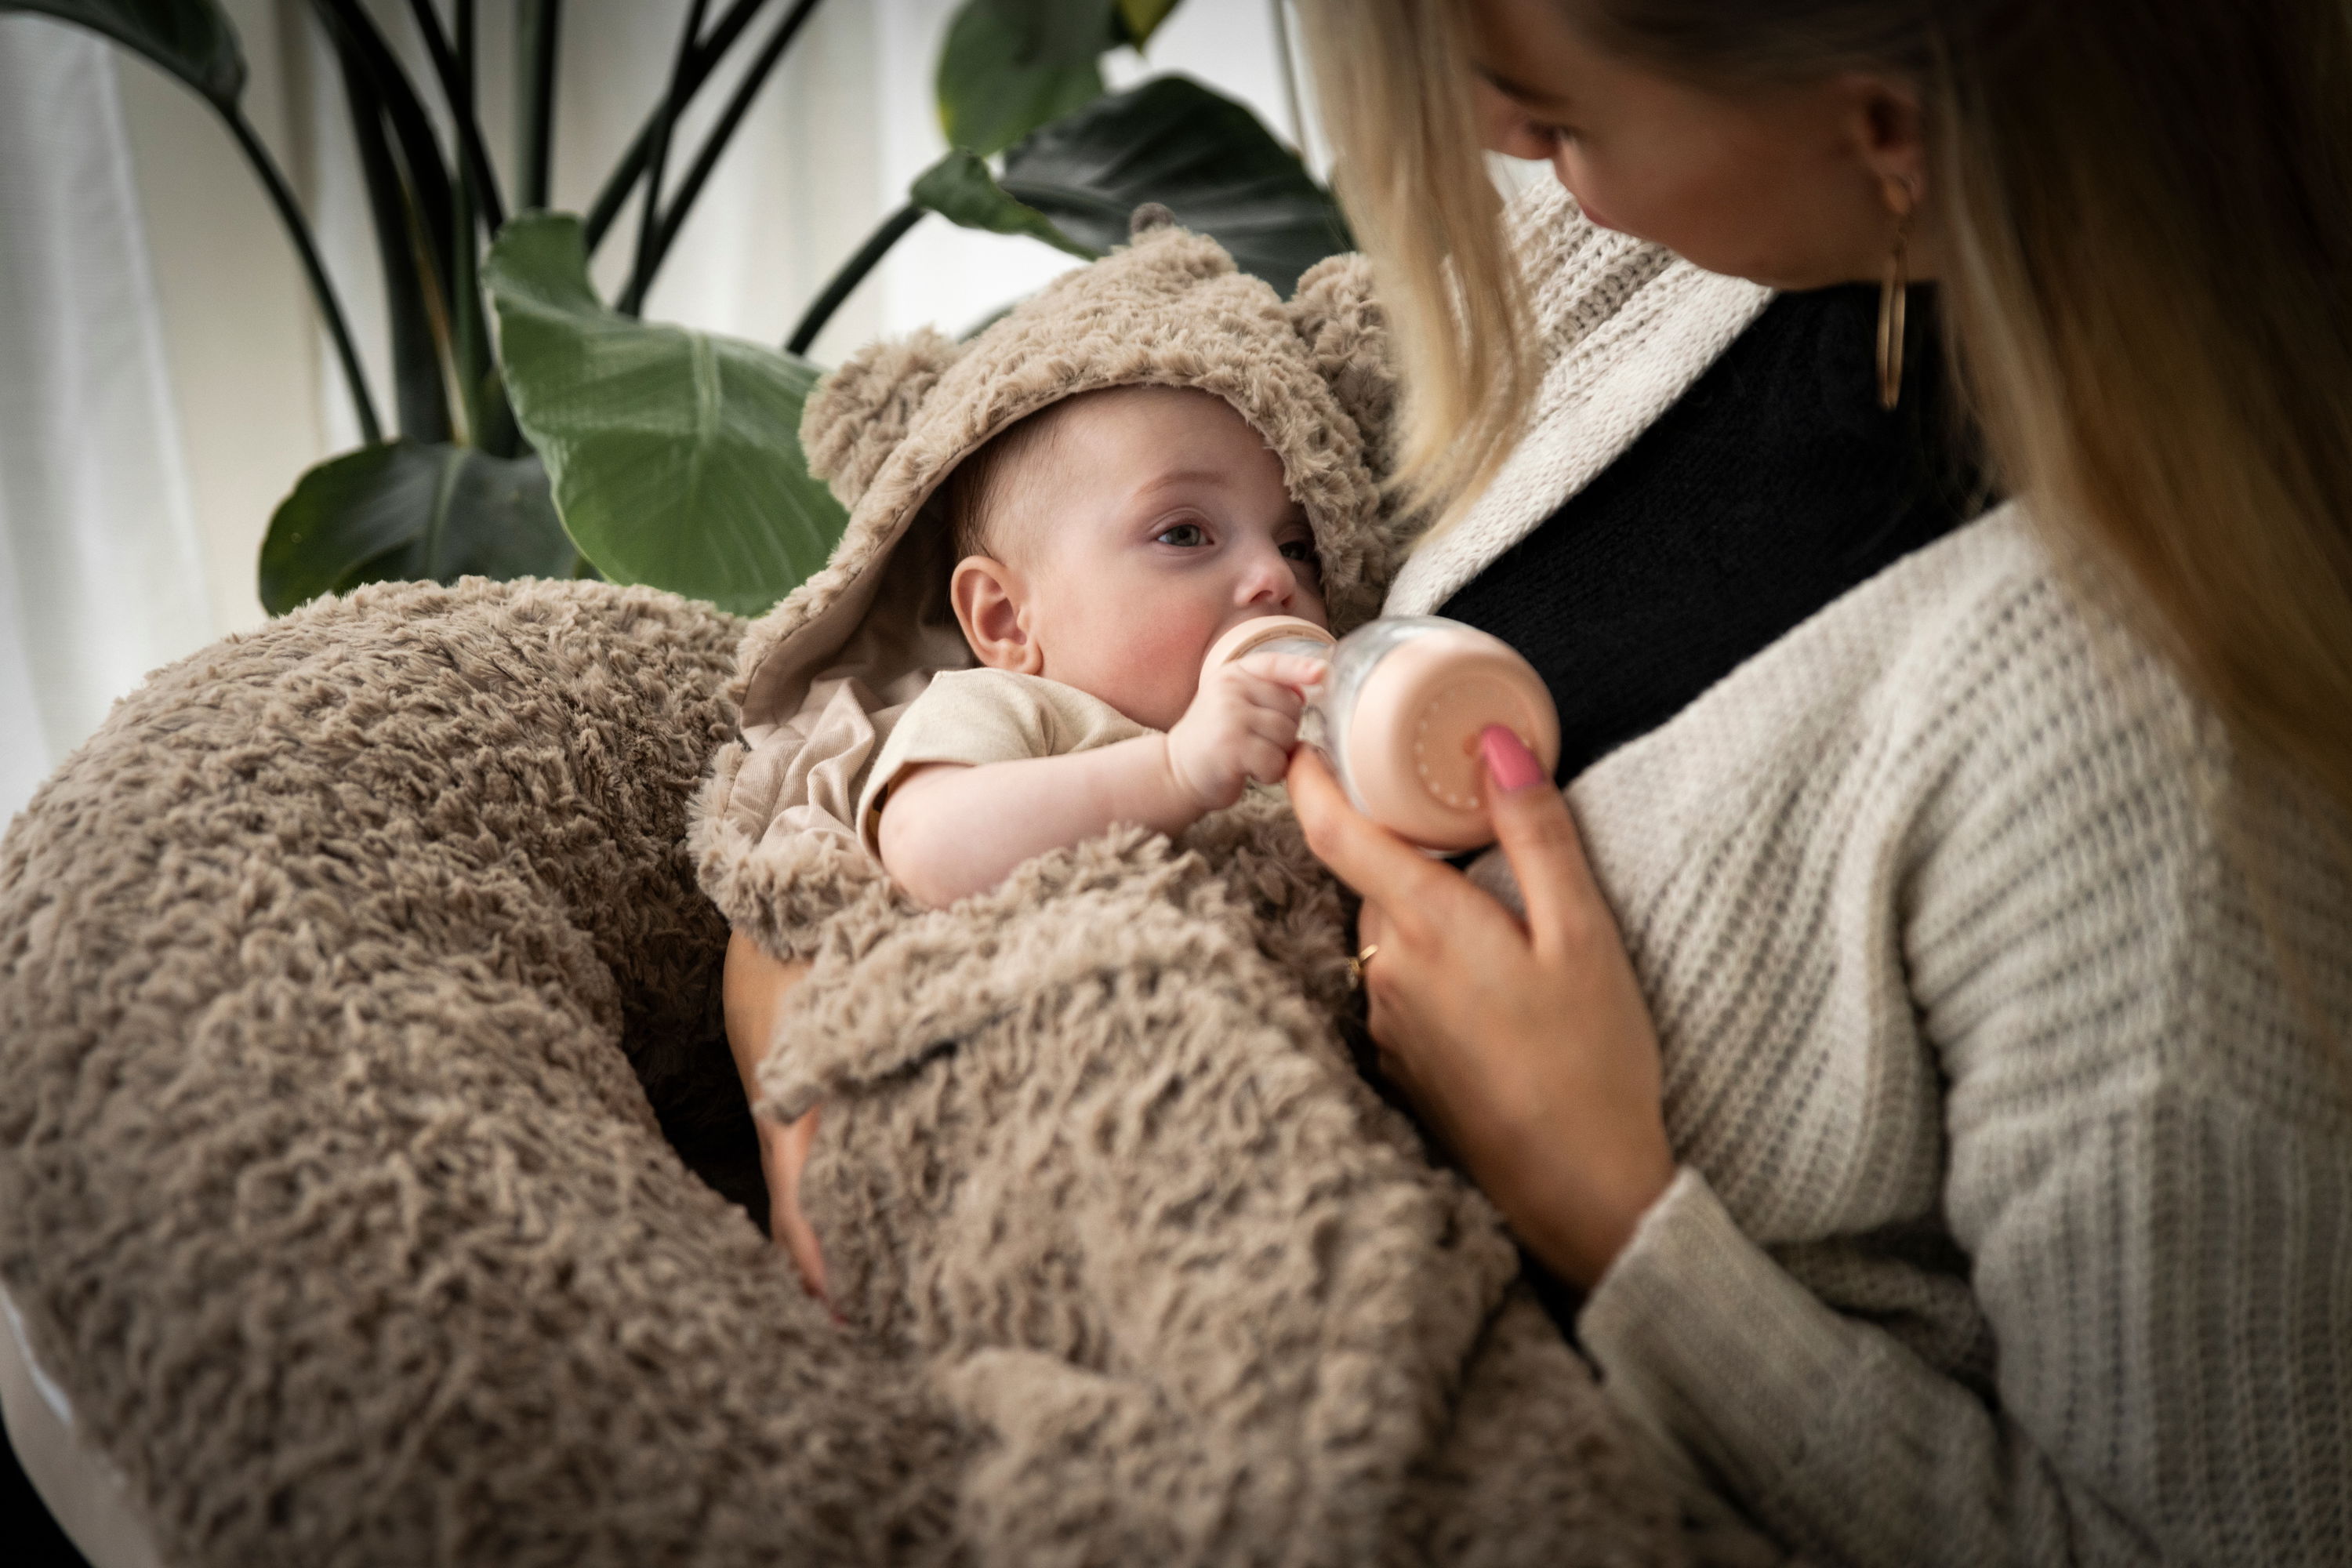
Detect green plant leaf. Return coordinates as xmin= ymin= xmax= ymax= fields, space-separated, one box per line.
xmin=259 ymin=441 xmax=577 ymax=615
xmin=485 ymin=212 xmax=847 ymax=618
xmin=1000 ymin=74 xmax=1352 ymax=296
xmin=1 ymin=0 xmax=244 ymax=107
xmin=936 ymin=0 xmax=1112 ymax=157
xmin=1113 ymin=0 xmax=1179 ymax=46
xmin=911 ymin=149 xmax=1099 ymax=260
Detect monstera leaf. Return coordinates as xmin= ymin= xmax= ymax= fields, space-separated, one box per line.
xmin=0 ymin=0 xmax=245 ymax=107
xmin=936 ymin=0 xmax=1116 ymax=157
xmin=486 ymin=212 xmax=847 ymax=618
xmin=259 ymin=441 xmax=578 ymax=615
xmin=912 ymin=150 xmax=1098 ymax=260
xmin=1000 ymin=75 xmax=1351 ymax=296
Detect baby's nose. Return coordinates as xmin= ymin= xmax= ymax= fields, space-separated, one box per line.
xmin=1235 ymin=550 xmax=1295 ymax=607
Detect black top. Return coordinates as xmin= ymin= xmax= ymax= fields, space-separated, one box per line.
xmin=1424 ymin=285 xmax=1987 ymax=1335
xmin=1438 ymin=284 xmax=1989 ymax=782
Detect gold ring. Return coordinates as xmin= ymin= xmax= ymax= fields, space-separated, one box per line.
xmin=1347 ymin=943 xmax=1380 ymax=988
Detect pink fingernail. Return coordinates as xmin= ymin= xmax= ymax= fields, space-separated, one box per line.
xmin=1480 ymin=726 xmax=1544 ymax=793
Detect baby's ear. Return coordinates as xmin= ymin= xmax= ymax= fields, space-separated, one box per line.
xmin=1287 ymin=253 xmax=1399 ymax=481
xmin=799 ymin=327 xmax=969 ymax=510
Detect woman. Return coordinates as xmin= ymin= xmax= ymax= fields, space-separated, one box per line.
xmin=1283 ymin=0 xmax=2352 ymax=1563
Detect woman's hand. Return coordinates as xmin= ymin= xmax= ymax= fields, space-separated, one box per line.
xmin=1287 ymin=731 xmax=1675 ymax=1288
xmin=757 ymin=1105 xmax=829 ymax=1305
xmin=721 ymin=931 xmax=829 ymax=1302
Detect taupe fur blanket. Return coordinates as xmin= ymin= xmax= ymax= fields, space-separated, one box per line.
xmin=0 ymin=582 xmax=965 ymax=1565
xmin=698 ymin=775 xmax=1685 ymax=1564
xmin=0 ymin=577 xmax=1679 ymax=1564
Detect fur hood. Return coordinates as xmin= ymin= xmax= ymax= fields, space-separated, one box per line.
xmin=731 ymin=209 xmax=1400 ymax=742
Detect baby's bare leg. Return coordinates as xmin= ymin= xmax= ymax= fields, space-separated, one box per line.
xmin=722 ymin=931 xmax=829 ymax=1301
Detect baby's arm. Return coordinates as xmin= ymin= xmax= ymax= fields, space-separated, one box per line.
xmin=878 ymin=652 xmax=1323 ymax=907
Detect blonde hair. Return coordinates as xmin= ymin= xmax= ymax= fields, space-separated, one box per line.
xmin=1297 ymin=0 xmax=1537 ymax=530
xmin=1298 ymin=0 xmax=2352 ymax=834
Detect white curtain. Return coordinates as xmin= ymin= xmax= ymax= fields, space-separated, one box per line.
xmin=0 ymin=19 xmax=211 ymax=829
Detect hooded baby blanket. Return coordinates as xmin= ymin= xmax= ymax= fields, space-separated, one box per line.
xmin=689 ymin=216 xmax=1686 ymax=1563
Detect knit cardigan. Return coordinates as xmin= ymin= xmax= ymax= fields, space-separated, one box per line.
xmin=1393 ymin=183 xmax=2352 ymax=1566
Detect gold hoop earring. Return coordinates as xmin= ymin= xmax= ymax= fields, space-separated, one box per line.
xmin=1876 ymin=183 xmax=1916 ymax=411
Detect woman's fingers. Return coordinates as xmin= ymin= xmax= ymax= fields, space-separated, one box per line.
xmin=725 ymin=931 xmax=833 ymax=1300
xmin=1287 ymin=747 xmax=1456 ymax=927
xmin=722 ymin=931 xmax=811 ymax=1100
xmin=764 ymin=1108 xmax=830 ymax=1303
xmin=1479 ymin=727 xmax=1608 ymax=959
xmin=1354 ymin=898 xmax=1406 ymax=1052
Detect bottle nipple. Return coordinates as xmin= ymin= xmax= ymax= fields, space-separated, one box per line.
xmin=1201 ymin=615 xmax=1338 ymax=671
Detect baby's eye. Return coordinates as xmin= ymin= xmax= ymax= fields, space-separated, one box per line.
xmin=1156 ymin=521 xmax=1209 ymax=548
xmin=1279 ymin=538 xmax=1323 ymax=576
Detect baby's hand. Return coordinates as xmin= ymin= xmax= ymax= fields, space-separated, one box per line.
xmin=1164 ymin=651 xmax=1326 ymax=811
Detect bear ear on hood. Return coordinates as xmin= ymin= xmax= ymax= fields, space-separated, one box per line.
xmin=798 ymin=326 xmax=969 ymax=511
xmin=1287 ymin=253 xmax=1399 ymax=481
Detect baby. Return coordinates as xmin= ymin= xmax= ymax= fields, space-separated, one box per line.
xmin=863 ymin=383 xmax=1332 ymax=906
xmin=709 ymin=215 xmax=1394 ymax=1290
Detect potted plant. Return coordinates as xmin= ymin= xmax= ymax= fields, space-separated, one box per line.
xmin=5 ymin=0 xmax=1349 ymax=617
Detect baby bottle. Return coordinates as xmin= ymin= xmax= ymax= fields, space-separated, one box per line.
xmin=1202 ymin=614 xmax=1561 ymax=852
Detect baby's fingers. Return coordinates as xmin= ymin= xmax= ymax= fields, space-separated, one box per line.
xmin=1242 ymin=735 xmax=1294 ymax=786
xmin=1227 ymin=668 xmax=1307 ymax=720
xmin=1244 ymin=705 xmax=1302 ymax=750
xmin=1236 ymin=650 xmax=1330 ymax=696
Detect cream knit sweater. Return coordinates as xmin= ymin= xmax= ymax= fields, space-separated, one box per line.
xmin=1392 ymin=183 xmax=2352 ymax=1566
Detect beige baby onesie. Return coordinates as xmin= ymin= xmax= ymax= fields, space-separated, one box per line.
xmin=855 ymin=667 xmax=1149 ymax=852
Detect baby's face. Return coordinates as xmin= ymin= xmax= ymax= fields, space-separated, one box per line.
xmin=996 ymin=387 xmax=1326 ymax=731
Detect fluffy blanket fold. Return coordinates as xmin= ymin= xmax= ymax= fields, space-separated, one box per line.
xmin=0 ymin=582 xmax=968 ymax=1566
xmin=0 ymin=576 xmax=1680 ymax=1565
xmin=697 ymin=761 xmax=1685 ymax=1564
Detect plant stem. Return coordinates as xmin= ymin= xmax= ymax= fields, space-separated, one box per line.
xmin=310 ymin=0 xmax=456 ymax=325
xmin=405 ymin=0 xmax=508 ymax=234
xmin=517 ymin=0 xmax=562 ymax=209
xmin=581 ymin=0 xmax=771 ymax=252
xmin=223 ymin=107 xmax=383 ymax=445
xmin=339 ymin=53 xmax=452 ymax=441
xmin=637 ymin=0 xmax=826 ymax=297
xmin=450 ymin=0 xmax=487 ymax=441
xmin=401 ymin=194 xmax=466 ymax=434
xmin=621 ymin=0 xmax=711 ymax=317
xmin=786 ymin=203 xmax=922 ymax=357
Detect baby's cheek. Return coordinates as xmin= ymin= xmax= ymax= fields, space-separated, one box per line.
xmin=1044 ymin=593 xmax=1220 ymax=729
xmin=1112 ymin=620 xmax=1216 ymax=728
xmin=1137 ymin=633 xmax=1213 ymax=727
